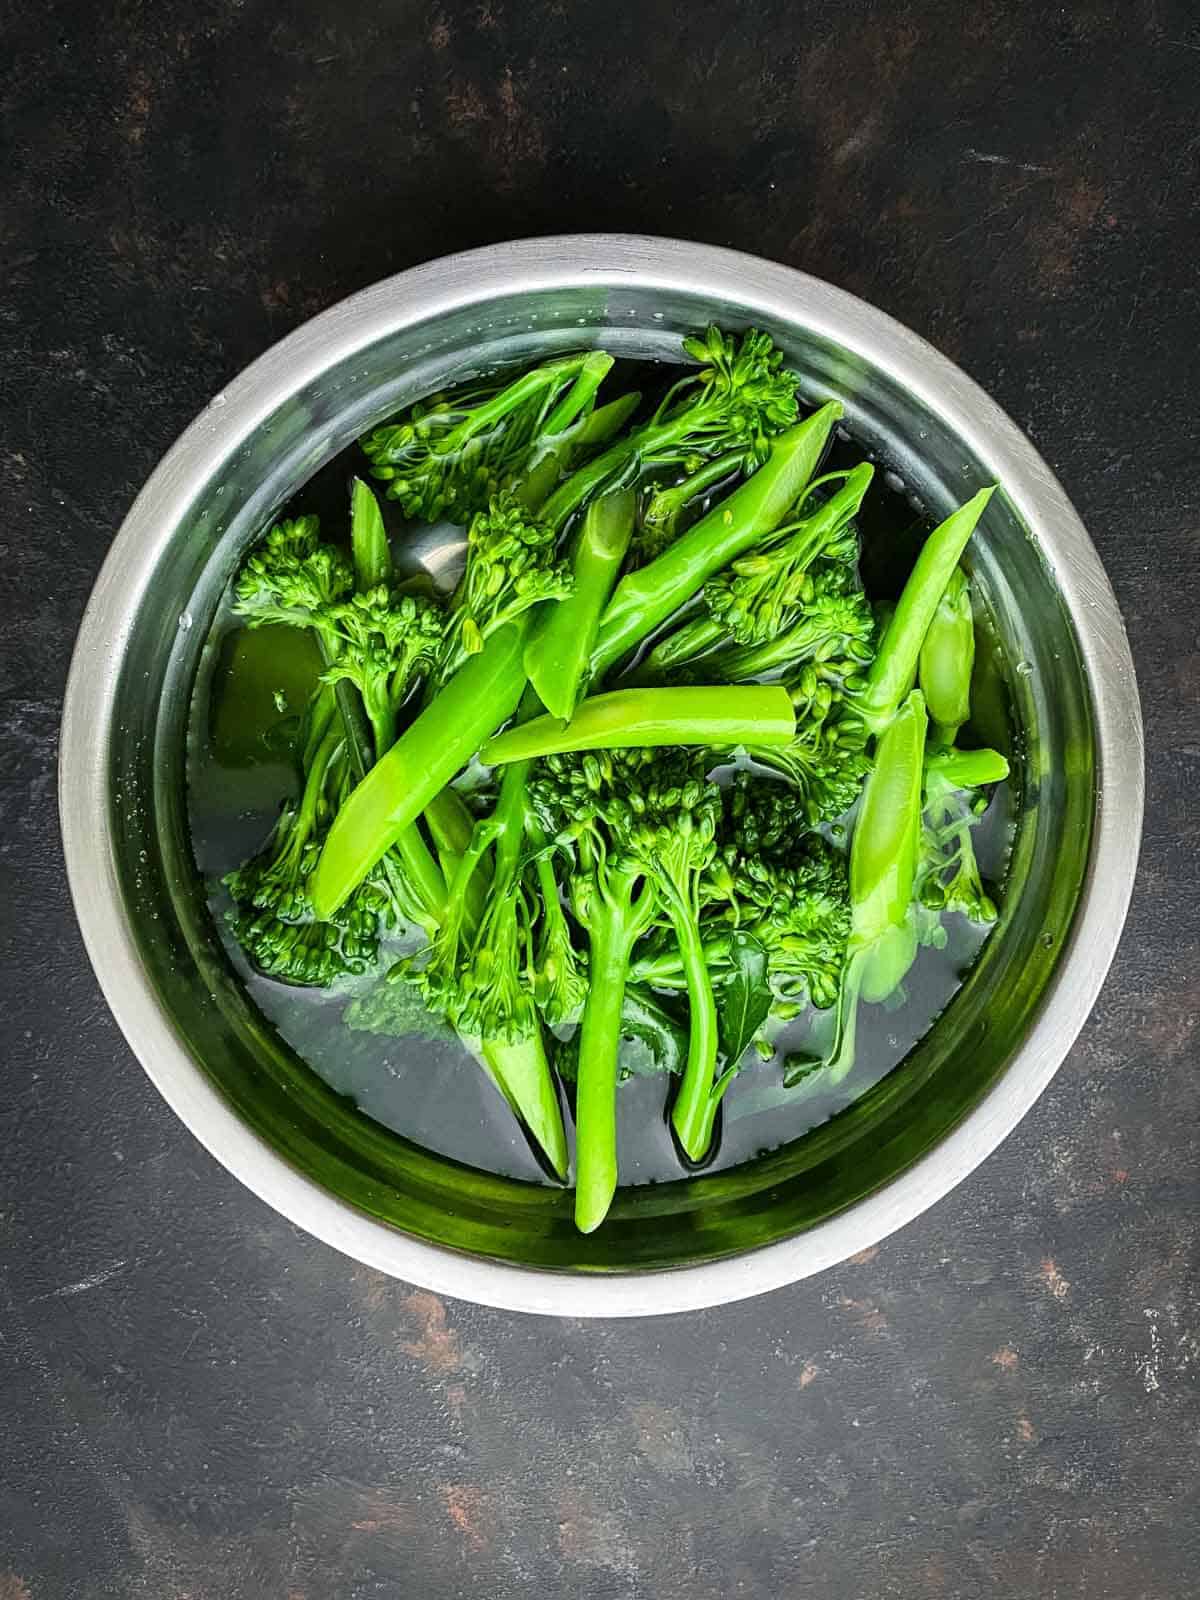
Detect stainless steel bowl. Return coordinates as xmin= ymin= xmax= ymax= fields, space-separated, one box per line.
xmin=60 ymin=236 xmax=1142 ymax=1316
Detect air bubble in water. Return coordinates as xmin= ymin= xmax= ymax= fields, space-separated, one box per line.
xmin=178 ymin=611 xmax=193 ymax=631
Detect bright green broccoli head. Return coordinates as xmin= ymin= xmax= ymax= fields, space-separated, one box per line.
xmin=700 ymin=779 xmax=851 ymax=1008
xmin=678 ymin=326 xmax=800 ymax=454
xmin=225 ymin=869 xmax=387 ymax=988
xmin=223 ymin=803 xmax=322 ymax=924
xmin=360 ymin=353 xmax=609 ymax=523
xmin=717 ymin=566 xmax=877 ymax=682
xmin=232 ymin=517 xmax=353 ymax=646
xmin=439 ymin=495 xmax=571 ymax=679
xmin=750 ymin=713 xmax=872 ymax=826
xmin=721 ymin=850 xmax=850 ymax=1010
xmin=320 ymin=585 xmax=446 ymax=752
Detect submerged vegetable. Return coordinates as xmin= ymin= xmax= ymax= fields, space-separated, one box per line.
xmin=481 ymin=684 xmax=796 ymax=764
xmin=524 ymin=490 xmax=635 ymax=720
xmin=210 ymin=327 xmax=1011 ymax=1232
xmin=859 ymin=488 xmax=994 ymax=733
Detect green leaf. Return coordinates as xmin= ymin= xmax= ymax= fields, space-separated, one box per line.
xmin=716 ymin=932 xmax=771 ymax=1069
xmin=618 ymin=987 xmax=688 ymax=1080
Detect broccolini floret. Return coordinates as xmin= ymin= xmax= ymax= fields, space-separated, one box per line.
xmin=361 ymin=351 xmax=615 ymax=522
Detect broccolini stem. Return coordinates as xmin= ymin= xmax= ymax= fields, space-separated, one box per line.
xmin=573 ymin=912 xmax=627 ymax=1232
xmin=366 ymin=702 xmax=397 ymax=763
xmin=311 ymin=620 xmax=531 ymax=919
xmin=300 ymin=684 xmax=338 ymax=772
xmin=443 ymin=354 xmax=596 ymax=453
xmin=296 ymin=724 xmax=343 ymax=844
xmin=573 ymin=865 xmax=654 ymax=1233
xmin=481 ymin=684 xmax=796 ymax=764
xmin=590 ymin=404 xmax=843 ymax=679
xmin=821 ymin=949 xmax=865 ymax=1086
xmin=860 ymin=488 xmax=994 ymax=734
xmin=524 ymin=489 xmax=636 ymax=721
xmin=918 ymin=565 xmax=975 ymax=747
xmin=386 ymin=824 xmax=449 ymax=925
xmin=644 ymin=448 xmax=750 ymax=532
xmin=540 ymin=351 xmax=615 ymax=436
xmin=666 ymin=901 xmax=722 ymax=1163
xmin=350 ymin=476 xmax=392 ymax=590
xmin=641 ymin=614 xmax=726 ymax=674
xmin=424 ymin=786 xmax=488 ymax=933
xmin=479 ymin=1033 xmax=569 ymax=1183
xmin=516 ymin=393 xmax=643 ymax=514
xmin=537 ymin=409 xmax=693 ymax=534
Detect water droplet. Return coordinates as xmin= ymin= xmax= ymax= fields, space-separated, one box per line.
xmin=178 ymin=611 xmax=193 ymax=631
xmin=1041 ymin=931 xmax=1055 ymax=949
xmin=1015 ymin=659 xmax=1033 ymax=676
xmin=209 ymin=393 xmax=227 ymax=409
xmin=652 ymin=311 xmax=664 ymax=321
xmin=883 ymin=470 xmax=905 ymax=494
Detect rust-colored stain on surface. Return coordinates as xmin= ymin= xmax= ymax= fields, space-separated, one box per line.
xmin=837 ymin=1294 xmax=888 ymax=1334
xmin=1038 ymin=1259 xmax=1071 ymax=1300
xmin=401 ymin=1290 xmax=464 ymax=1373
xmin=438 ymin=1482 xmax=490 ymax=1552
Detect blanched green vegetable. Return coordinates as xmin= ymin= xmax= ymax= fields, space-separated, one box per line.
xmin=481 ymin=684 xmax=796 ymax=764
xmin=591 ymin=404 xmax=844 ymax=678
xmin=820 ymin=690 xmax=928 ymax=1085
xmin=859 ymin=488 xmax=994 ymax=733
xmin=919 ymin=565 xmax=975 ymax=746
xmin=213 ymin=327 xmax=1013 ymax=1236
xmin=362 ymin=351 xmax=614 ymax=522
xmin=312 ymin=621 xmax=530 ymax=919
xmin=524 ymin=490 xmax=635 ymax=720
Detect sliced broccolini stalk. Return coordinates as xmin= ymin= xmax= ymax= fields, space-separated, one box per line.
xmin=918 ymin=564 xmax=975 ymax=747
xmin=481 ymin=684 xmax=796 ymax=764
xmin=591 ymin=404 xmax=843 ymax=679
xmin=858 ymin=488 xmax=994 ymax=734
xmin=524 ymin=490 xmax=636 ymax=721
xmin=818 ymin=689 xmax=928 ymax=1086
xmin=311 ymin=619 xmax=531 ymax=919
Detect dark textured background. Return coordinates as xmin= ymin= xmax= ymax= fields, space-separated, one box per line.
xmin=3 ymin=1 xmax=1198 ymax=1595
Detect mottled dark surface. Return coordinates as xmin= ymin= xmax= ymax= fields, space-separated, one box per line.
xmin=2 ymin=1 xmax=1198 ymax=1595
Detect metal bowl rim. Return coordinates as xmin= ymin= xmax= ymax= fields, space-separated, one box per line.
xmin=59 ymin=233 xmax=1143 ymax=1316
